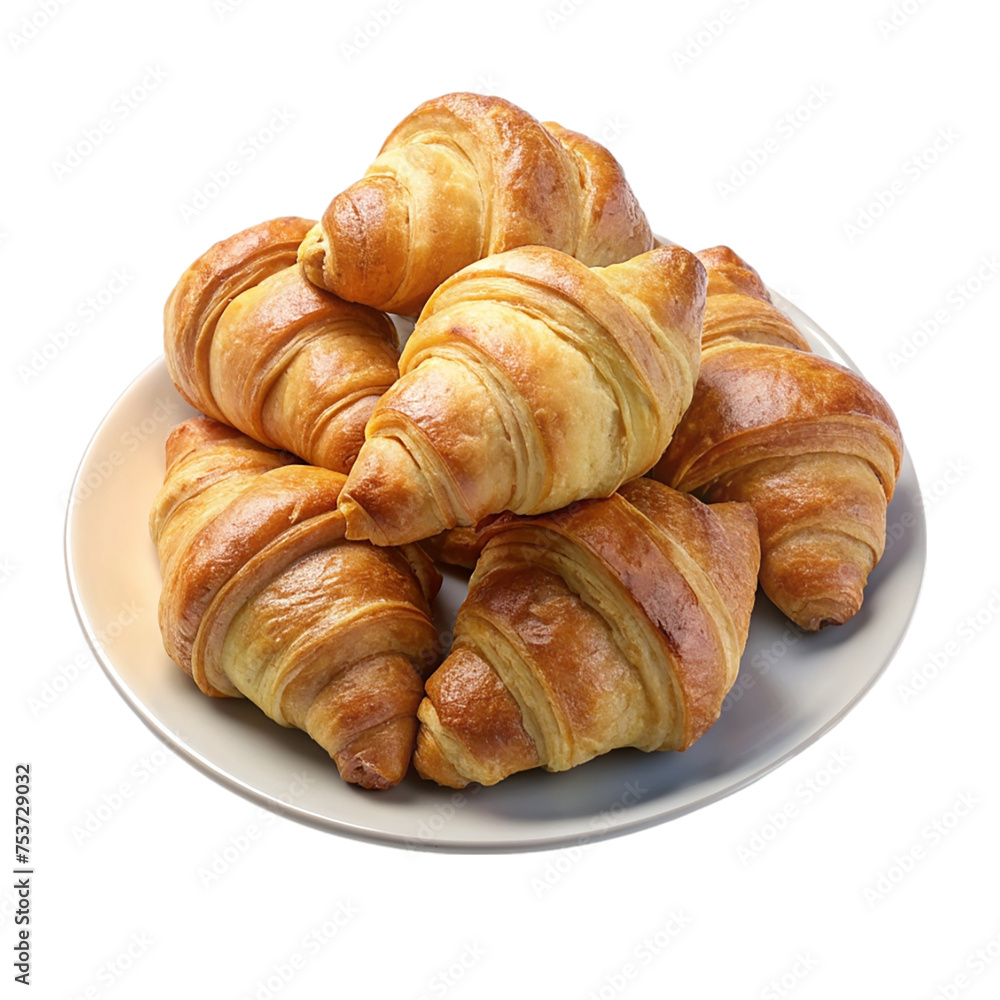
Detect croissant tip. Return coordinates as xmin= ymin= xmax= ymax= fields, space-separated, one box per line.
xmin=413 ymin=725 xmax=470 ymax=789
xmin=338 ymin=492 xmax=389 ymax=546
xmin=296 ymin=223 xmax=329 ymax=287
xmin=334 ymin=717 xmax=418 ymax=790
xmin=784 ymin=595 xmax=863 ymax=632
xmin=335 ymin=755 xmax=402 ymax=791
xmin=340 ymin=437 xmax=453 ymax=546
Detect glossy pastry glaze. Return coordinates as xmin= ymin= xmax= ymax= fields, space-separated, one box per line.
xmin=164 ymin=218 xmax=400 ymax=474
xmin=298 ymin=92 xmax=654 ymax=315
xmin=652 ymin=246 xmax=903 ymax=630
xmin=149 ymin=416 xmax=442 ymax=790
xmin=414 ymin=480 xmax=760 ymax=788
xmin=339 ymin=243 xmax=706 ymax=546
xmin=696 ymin=245 xmax=811 ymax=351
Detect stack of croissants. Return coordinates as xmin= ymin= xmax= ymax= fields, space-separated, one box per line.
xmin=149 ymin=93 xmax=903 ymax=791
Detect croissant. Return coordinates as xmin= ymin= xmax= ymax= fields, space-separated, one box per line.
xmin=149 ymin=416 xmax=442 ymax=789
xmin=164 ymin=217 xmax=401 ymax=474
xmin=651 ymin=246 xmax=903 ymax=631
xmin=696 ymin=245 xmax=811 ymax=351
xmin=298 ymin=92 xmax=653 ymax=315
xmin=338 ymin=243 xmax=706 ymax=546
xmin=413 ymin=479 xmax=761 ymax=788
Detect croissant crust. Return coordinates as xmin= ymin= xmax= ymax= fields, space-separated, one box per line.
xmin=414 ymin=480 xmax=760 ymax=788
xmin=652 ymin=245 xmax=904 ymax=630
xmin=339 ymin=243 xmax=706 ymax=546
xmin=298 ymin=92 xmax=653 ymax=315
xmin=149 ymin=416 xmax=442 ymax=789
xmin=164 ymin=218 xmax=400 ymax=474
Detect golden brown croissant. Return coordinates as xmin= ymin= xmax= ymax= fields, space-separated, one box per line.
xmin=149 ymin=416 xmax=442 ymax=789
xmin=413 ymin=479 xmax=760 ymax=788
xmin=696 ymin=245 xmax=811 ymax=351
xmin=298 ymin=92 xmax=653 ymax=315
xmin=338 ymin=243 xmax=706 ymax=546
xmin=651 ymin=246 xmax=903 ymax=631
xmin=164 ymin=217 xmax=401 ymax=474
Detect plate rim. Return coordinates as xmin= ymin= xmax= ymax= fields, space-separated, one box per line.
xmin=64 ymin=293 xmax=927 ymax=853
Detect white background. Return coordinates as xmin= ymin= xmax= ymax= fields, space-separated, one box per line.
xmin=4 ymin=0 xmax=999 ymax=997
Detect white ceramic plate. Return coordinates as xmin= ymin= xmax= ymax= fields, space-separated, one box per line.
xmin=65 ymin=296 xmax=925 ymax=852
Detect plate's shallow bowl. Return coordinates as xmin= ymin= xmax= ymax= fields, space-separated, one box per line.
xmin=65 ymin=294 xmax=924 ymax=852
